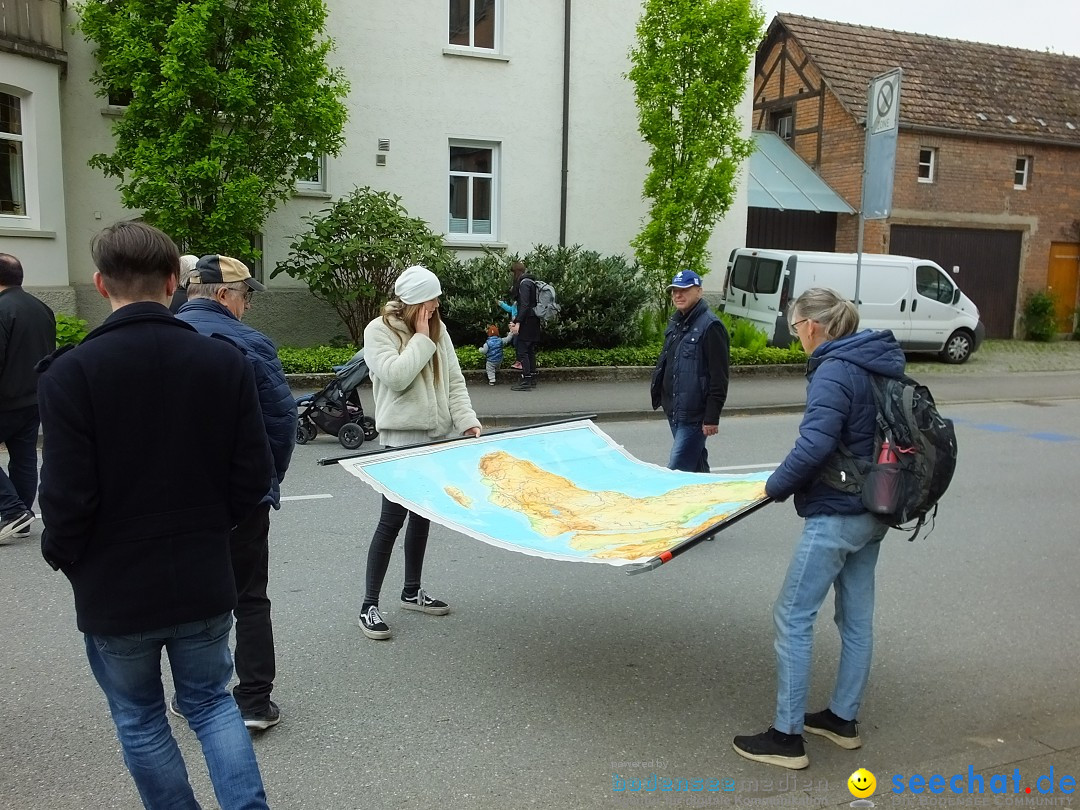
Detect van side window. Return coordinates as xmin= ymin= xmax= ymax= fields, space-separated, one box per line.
xmin=730 ymin=256 xmax=753 ymax=290
xmin=916 ymin=265 xmax=955 ymax=304
xmin=754 ymin=259 xmax=783 ymax=294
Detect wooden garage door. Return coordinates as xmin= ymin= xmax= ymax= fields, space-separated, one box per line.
xmin=890 ymin=225 xmax=1022 ymax=338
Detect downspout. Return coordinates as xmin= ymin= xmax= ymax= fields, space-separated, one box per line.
xmin=559 ymin=0 xmax=571 ymax=246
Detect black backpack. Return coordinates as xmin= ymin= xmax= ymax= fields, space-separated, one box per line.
xmin=819 ymin=373 xmax=958 ymax=540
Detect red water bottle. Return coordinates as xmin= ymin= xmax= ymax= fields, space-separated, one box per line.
xmin=864 ymin=438 xmax=901 ymax=515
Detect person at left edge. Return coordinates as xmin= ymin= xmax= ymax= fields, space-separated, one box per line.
xmin=650 ymin=269 xmax=730 ymax=473
xmin=36 ymin=220 xmax=272 ymax=808
xmin=177 ymin=253 xmax=297 ymax=731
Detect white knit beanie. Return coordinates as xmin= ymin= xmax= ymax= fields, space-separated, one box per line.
xmin=394 ymin=265 xmax=442 ymax=305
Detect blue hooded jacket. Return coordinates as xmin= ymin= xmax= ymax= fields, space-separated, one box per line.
xmin=766 ymin=329 xmax=906 ymax=516
xmin=176 ymin=298 xmax=296 ymax=508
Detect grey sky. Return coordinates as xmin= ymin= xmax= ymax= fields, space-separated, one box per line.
xmin=760 ymin=0 xmax=1079 ymax=55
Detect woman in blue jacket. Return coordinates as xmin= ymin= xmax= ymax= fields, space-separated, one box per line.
xmin=734 ymin=287 xmax=905 ymax=770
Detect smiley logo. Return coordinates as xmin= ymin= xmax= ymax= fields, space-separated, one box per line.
xmin=848 ymin=768 xmax=876 ymax=798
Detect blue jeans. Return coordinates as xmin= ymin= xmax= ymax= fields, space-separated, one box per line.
xmin=773 ymin=512 xmax=887 ymax=734
xmin=84 ymin=612 xmax=268 ymax=810
xmin=667 ymin=416 xmax=709 ymax=473
xmin=0 ymin=405 xmax=40 ymax=517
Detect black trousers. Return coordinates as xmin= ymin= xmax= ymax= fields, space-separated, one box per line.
xmin=231 ymin=503 xmax=275 ymax=714
xmin=516 ymin=338 xmax=537 ymax=378
xmin=363 ymin=495 xmax=430 ymax=608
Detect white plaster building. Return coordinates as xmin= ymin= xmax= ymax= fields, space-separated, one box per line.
xmin=12 ymin=0 xmax=751 ymax=344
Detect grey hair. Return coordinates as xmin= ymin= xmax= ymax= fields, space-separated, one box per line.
xmin=789 ymin=287 xmax=860 ymax=340
xmin=186 ymin=281 xmax=246 ymax=300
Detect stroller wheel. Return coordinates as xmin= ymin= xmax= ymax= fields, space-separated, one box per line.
xmin=359 ymin=415 xmax=378 ymax=441
xmin=339 ymin=422 xmax=364 ymax=450
xmin=296 ymin=421 xmax=317 ymax=444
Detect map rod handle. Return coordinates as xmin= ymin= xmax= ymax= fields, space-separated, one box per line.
xmin=624 ymin=496 xmax=775 ymax=575
xmin=316 ymin=414 xmax=600 ymax=466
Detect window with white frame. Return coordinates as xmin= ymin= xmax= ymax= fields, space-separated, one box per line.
xmin=448 ymin=142 xmax=497 ymax=238
xmin=770 ymin=109 xmax=793 ymax=142
xmin=918 ymin=147 xmax=936 ymax=183
xmin=1014 ymin=156 xmax=1031 ymax=190
xmin=1 ymin=92 xmax=26 ymax=216
xmin=449 ymin=0 xmax=499 ymax=50
xmin=295 ymin=153 xmax=327 ymax=193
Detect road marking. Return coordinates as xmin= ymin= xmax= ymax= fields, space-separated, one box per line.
xmin=710 ymin=463 xmax=779 ymax=472
xmin=280 ymin=494 xmax=334 ymax=501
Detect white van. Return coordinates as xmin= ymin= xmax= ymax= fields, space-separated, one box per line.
xmin=720 ymin=248 xmax=986 ymax=363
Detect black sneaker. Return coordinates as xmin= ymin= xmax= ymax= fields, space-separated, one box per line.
xmin=400 ymin=588 xmax=450 ymax=615
xmin=804 ymin=708 xmax=861 ymax=749
xmin=242 ymin=700 xmax=281 ymax=731
xmin=359 ymin=605 xmax=392 ymax=639
xmin=0 ymin=509 xmax=34 ymax=544
xmin=510 ymin=377 xmax=533 ymax=392
xmin=732 ymin=728 xmax=809 ymax=769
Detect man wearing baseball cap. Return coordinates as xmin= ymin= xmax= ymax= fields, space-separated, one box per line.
xmin=649 ymin=269 xmax=730 ymax=472
xmin=176 ymin=254 xmax=295 ymax=731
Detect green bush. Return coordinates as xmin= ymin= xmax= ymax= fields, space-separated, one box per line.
xmin=718 ymin=311 xmax=769 ymax=351
xmin=440 ymin=244 xmax=652 ymax=350
xmin=278 ymin=346 xmax=357 ymax=374
xmin=56 ymin=313 xmax=89 ymax=347
xmin=1022 ymin=290 xmax=1058 ymax=342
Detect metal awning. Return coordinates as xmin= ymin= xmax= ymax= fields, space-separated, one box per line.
xmin=748 ymin=131 xmax=855 ymax=213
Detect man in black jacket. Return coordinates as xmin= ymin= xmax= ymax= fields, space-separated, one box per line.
xmin=37 ymin=221 xmax=273 ymax=809
xmin=650 ymin=270 xmax=730 ymax=473
xmin=0 ymin=254 xmax=55 ymax=542
xmin=509 ymin=260 xmax=541 ymax=391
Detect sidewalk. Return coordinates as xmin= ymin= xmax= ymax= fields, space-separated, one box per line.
xmin=289 ymin=340 xmax=1080 ymax=426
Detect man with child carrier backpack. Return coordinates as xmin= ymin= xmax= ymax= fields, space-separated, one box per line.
xmin=509 ymin=261 xmax=559 ymax=392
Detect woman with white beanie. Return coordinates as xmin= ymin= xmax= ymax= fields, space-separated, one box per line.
xmin=358 ymin=265 xmax=482 ymax=639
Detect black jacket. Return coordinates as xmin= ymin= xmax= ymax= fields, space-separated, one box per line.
xmin=37 ymin=302 xmax=274 ymax=635
xmin=0 ymin=286 xmax=55 ymax=411
xmin=511 ymin=276 xmax=542 ymax=343
xmin=651 ymin=299 xmax=729 ymax=424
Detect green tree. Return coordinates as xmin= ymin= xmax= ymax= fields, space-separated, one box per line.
xmin=77 ymin=0 xmax=349 ymax=262
xmin=272 ymin=187 xmax=458 ymax=346
xmin=628 ymin=0 xmax=763 ymax=312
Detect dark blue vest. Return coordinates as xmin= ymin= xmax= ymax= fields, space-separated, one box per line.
xmin=656 ymin=299 xmax=720 ymax=422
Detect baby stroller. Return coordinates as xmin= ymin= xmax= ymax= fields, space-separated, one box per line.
xmin=295 ymin=349 xmax=378 ymax=450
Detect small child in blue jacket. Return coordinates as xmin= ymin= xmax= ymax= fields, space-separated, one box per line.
xmin=478 ymin=324 xmax=513 ymax=385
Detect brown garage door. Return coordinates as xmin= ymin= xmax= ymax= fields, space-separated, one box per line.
xmin=890 ymin=225 xmax=1022 ymax=338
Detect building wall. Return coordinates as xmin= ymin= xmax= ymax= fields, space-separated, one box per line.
xmin=0 ymin=51 xmax=70 ymax=301
xmin=60 ymin=1 xmax=751 ymax=344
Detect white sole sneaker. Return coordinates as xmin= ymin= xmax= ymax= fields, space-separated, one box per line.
xmin=358 ymin=615 xmax=392 ymax=640
xmin=0 ymin=511 xmax=34 ymax=544
xmin=804 ymin=724 xmax=862 ymax=749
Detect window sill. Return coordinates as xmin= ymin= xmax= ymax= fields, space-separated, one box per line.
xmin=0 ymin=226 xmax=55 ymax=239
xmin=445 ymin=239 xmax=507 ymax=250
xmin=293 ymin=189 xmax=332 ymax=199
xmin=442 ymin=47 xmax=510 ymax=63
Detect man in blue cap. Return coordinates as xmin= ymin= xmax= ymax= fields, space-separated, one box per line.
xmin=650 ymin=270 xmax=730 ymax=472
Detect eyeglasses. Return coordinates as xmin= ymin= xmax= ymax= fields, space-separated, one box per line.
xmin=789 ymin=318 xmax=808 ymax=331
xmin=226 ymin=287 xmax=254 ymax=304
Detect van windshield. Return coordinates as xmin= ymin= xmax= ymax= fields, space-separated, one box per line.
xmin=730 ymin=256 xmax=783 ymax=294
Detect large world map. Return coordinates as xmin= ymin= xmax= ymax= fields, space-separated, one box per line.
xmin=338 ymin=421 xmax=770 ymax=567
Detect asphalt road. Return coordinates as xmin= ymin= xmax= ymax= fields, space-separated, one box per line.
xmin=2 ymin=398 xmax=1079 ymax=809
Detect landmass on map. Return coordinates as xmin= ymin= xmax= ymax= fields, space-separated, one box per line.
xmin=441 ymin=450 xmax=767 ymax=561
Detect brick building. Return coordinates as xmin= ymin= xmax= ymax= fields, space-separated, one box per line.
xmin=752 ymin=14 xmax=1080 ymax=338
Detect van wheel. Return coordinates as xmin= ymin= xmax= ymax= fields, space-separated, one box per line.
xmin=940 ymin=330 xmax=974 ymax=364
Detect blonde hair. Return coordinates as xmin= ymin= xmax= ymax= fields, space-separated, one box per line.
xmin=789 ymin=287 xmax=860 ymax=341
xmin=382 ymin=297 xmax=442 ymax=381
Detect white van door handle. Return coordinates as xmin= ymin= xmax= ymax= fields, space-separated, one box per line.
xmin=900 ymin=300 xmax=906 ymax=312
xmin=911 ymin=299 xmax=918 ymax=312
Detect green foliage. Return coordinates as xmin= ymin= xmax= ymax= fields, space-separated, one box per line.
xmin=440 ymin=245 xmax=652 ymax=350
xmin=77 ymin=0 xmax=349 ymax=261
xmin=718 ymin=310 xmax=768 ymax=351
xmin=278 ymin=346 xmax=356 ymax=374
xmin=627 ymin=0 xmax=765 ymax=313
xmin=272 ymin=187 xmax=458 ymax=345
xmin=55 ymin=313 xmax=89 ymax=347
xmin=281 ymin=342 xmax=805 ymax=373
xmin=1022 ymin=290 xmax=1058 ymax=342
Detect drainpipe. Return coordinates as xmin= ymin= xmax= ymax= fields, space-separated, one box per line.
xmin=559 ymin=0 xmax=571 ymax=246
